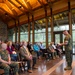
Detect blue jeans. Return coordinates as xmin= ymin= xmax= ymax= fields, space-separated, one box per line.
xmin=35 ymin=51 xmax=42 ymax=58
xmin=10 ymin=54 xmax=18 ymax=61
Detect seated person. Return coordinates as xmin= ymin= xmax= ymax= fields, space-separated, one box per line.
xmin=51 ymin=42 xmax=59 ymax=55
xmin=27 ymin=42 xmax=33 ymax=53
xmin=39 ymin=42 xmax=47 ymax=56
xmin=56 ymin=44 xmax=62 ymax=57
xmin=7 ymin=41 xmax=18 ymax=61
xmin=20 ymin=41 xmax=37 ymax=73
xmin=51 ymin=42 xmax=62 ymax=56
xmin=0 ymin=43 xmax=19 ymax=75
xmin=33 ymin=42 xmax=42 ymax=59
xmin=15 ymin=41 xmax=20 ymax=51
xmin=47 ymin=43 xmax=59 ymax=60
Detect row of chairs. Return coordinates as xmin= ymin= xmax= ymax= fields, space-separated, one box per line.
xmin=0 ymin=50 xmax=53 ymax=75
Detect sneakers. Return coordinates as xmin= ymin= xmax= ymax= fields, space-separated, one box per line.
xmin=64 ymin=66 xmax=72 ymax=70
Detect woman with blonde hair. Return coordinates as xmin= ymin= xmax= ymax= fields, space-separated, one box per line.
xmin=7 ymin=41 xmax=18 ymax=61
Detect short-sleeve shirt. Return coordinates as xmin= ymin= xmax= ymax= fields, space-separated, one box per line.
xmin=64 ymin=34 xmax=72 ymax=51
xmin=0 ymin=50 xmax=9 ymax=63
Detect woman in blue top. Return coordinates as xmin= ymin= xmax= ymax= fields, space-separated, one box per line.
xmin=33 ymin=42 xmax=42 ymax=59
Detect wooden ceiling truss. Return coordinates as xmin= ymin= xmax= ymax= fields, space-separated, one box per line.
xmin=0 ymin=0 xmax=75 ymax=28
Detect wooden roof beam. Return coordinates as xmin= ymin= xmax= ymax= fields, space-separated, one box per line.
xmin=5 ymin=1 xmax=18 ymax=17
xmin=23 ymin=0 xmax=33 ymax=12
xmin=38 ymin=0 xmax=45 ymax=8
xmin=16 ymin=0 xmax=28 ymax=11
xmin=8 ymin=0 xmax=25 ymax=13
xmin=26 ymin=2 xmax=32 ymax=10
xmin=38 ymin=0 xmax=48 ymax=18
xmin=25 ymin=2 xmax=33 ymax=14
xmin=16 ymin=0 xmax=33 ymax=14
xmin=46 ymin=0 xmax=61 ymax=4
xmin=45 ymin=0 xmax=52 ymax=8
xmin=23 ymin=25 xmax=28 ymax=31
xmin=0 ymin=7 xmax=16 ymax=19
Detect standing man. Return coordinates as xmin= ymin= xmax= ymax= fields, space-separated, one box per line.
xmin=59 ymin=30 xmax=72 ymax=70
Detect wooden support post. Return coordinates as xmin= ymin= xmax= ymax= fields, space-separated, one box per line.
xmin=68 ymin=0 xmax=72 ymax=36
xmin=14 ymin=20 xmax=17 ymax=43
xmin=18 ymin=19 xmax=20 ymax=43
xmin=28 ymin=13 xmax=30 ymax=42
xmin=50 ymin=7 xmax=54 ymax=42
xmin=44 ymin=6 xmax=48 ymax=48
xmin=32 ymin=14 xmax=35 ymax=44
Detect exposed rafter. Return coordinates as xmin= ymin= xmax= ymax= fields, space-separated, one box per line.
xmin=16 ymin=0 xmax=28 ymax=11
xmin=22 ymin=25 xmax=28 ymax=31
xmin=35 ymin=21 xmax=42 ymax=29
xmin=5 ymin=1 xmax=18 ymax=17
xmin=38 ymin=0 xmax=45 ymax=8
xmin=46 ymin=0 xmax=61 ymax=4
xmin=38 ymin=0 xmax=48 ymax=19
xmin=0 ymin=7 xmax=15 ymax=19
xmin=23 ymin=0 xmax=32 ymax=10
xmin=45 ymin=0 xmax=52 ymax=8
xmin=8 ymin=0 xmax=25 ymax=13
xmin=16 ymin=0 xmax=33 ymax=14
xmin=26 ymin=2 xmax=32 ymax=10
xmin=0 ymin=0 xmax=75 ymax=29
xmin=0 ymin=0 xmax=5 ymax=3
